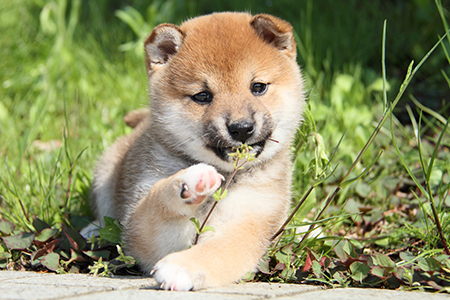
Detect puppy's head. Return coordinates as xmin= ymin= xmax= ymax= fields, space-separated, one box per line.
xmin=144 ymin=12 xmax=304 ymax=171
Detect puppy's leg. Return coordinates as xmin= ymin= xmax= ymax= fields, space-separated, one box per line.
xmin=152 ymin=215 xmax=274 ymax=291
xmin=124 ymin=164 xmax=223 ymax=273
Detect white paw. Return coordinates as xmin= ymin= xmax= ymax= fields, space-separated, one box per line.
xmin=152 ymin=261 xmax=194 ymax=291
xmin=79 ymin=221 xmax=101 ymax=238
xmin=181 ymin=164 xmax=224 ymax=205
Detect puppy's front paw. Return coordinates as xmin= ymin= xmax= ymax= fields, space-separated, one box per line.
xmin=181 ymin=164 xmax=224 ymax=205
xmin=152 ymin=260 xmax=194 ymax=291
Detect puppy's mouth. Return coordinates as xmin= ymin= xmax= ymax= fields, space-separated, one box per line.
xmin=208 ymin=140 xmax=266 ymax=162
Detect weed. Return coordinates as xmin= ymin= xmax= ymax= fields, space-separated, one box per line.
xmin=192 ymin=144 xmax=257 ymax=245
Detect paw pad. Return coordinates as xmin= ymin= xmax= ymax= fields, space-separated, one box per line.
xmin=181 ymin=164 xmax=223 ymax=205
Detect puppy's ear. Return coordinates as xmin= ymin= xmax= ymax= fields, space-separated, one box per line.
xmin=250 ymin=14 xmax=296 ymax=58
xmin=144 ymin=24 xmax=185 ymax=71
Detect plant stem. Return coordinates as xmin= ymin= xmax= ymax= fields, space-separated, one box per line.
xmin=271 ymin=185 xmax=315 ymax=241
xmin=193 ymin=155 xmax=249 ymax=245
xmin=64 ymin=162 xmax=74 ymax=220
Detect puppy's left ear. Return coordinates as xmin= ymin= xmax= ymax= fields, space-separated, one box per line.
xmin=250 ymin=14 xmax=296 ymax=59
xmin=144 ymin=24 xmax=185 ymax=72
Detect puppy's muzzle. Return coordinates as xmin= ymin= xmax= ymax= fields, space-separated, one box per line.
xmin=227 ymin=121 xmax=255 ymax=143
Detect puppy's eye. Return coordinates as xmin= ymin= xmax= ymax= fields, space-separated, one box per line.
xmin=251 ymin=82 xmax=268 ymax=96
xmin=191 ymin=91 xmax=213 ymax=104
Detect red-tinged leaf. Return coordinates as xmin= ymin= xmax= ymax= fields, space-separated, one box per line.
xmin=32 ymin=217 xmax=50 ymax=232
xmin=62 ymin=225 xmax=86 ymax=252
xmin=343 ymin=257 xmax=365 ymax=268
xmin=427 ymin=281 xmax=444 ymax=291
xmin=31 ymin=248 xmax=47 ymax=262
xmin=274 ymin=262 xmax=286 ymax=271
xmin=35 ymin=228 xmax=58 ymax=243
xmin=31 ymin=239 xmax=59 ymax=261
xmin=70 ymin=248 xmax=87 ymax=263
xmin=371 ymin=266 xmax=388 ymax=279
xmin=83 ymin=249 xmax=110 ymax=261
xmin=302 ymin=251 xmax=313 ymax=272
xmin=320 ymin=256 xmax=330 ymax=268
xmin=41 ymin=252 xmax=60 ymax=272
xmin=2 ymin=233 xmax=35 ymax=250
xmin=0 ymin=219 xmax=15 ymax=235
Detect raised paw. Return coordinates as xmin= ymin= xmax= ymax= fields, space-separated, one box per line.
xmin=180 ymin=164 xmax=224 ymax=205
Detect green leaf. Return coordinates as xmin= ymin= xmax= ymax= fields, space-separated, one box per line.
xmin=355 ymin=182 xmax=372 ymax=198
xmin=399 ymin=252 xmax=416 ymax=262
xmin=311 ymin=260 xmax=323 ymax=278
xmin=83 ymin=249 xmax=111 ymax=261
xmin=0 ymin=219 xmax=15 ymax=235
xmin=374 ymin=237 xmax=389 ymax=248
xmin=375 ymin=254 xmax=396 ymax=273
xmin=190 ymin=217 xmax=201 ymax=234
xmin=333 ymin=240 xmax=348 ymax=261
xmin=213 ymin=189 xmax=222 ymax=202
xmin=32 ymin=218 xmax=51 ymax=232
xmin=200 ymin=226 xmax=215 ymax=234
xmin=257 ymin=259 xmax=271 ymax=274
xmin=2 ymin=232 xmax=35 ymax=250
xmin=0 ymin=252 xmax=12 ymax=259
xmin=41 ymin=252 xmax=60 ymax=272
xmin=371 ymin=266 xmax=387 ymax=278
xmin=334 ymin=240 xmax=357 ymax=261
xmin=417 ymin=257 xmax=441 ymax=272
xmin=221 ymin=188 xmax=228 ymax=199
xmin=35 ymin=228 xmax=58 ymax=243
xmin=350 ymin=261 xmax=371 ymax=281
xmin=98 ymin=217 xmax=122 ymax=244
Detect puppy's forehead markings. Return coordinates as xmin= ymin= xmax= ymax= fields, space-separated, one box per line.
xmin=170 ymin=15 xmax=283 ymax=95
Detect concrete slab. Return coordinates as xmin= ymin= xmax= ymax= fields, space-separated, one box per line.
xmin=275 ymin=287 xmax=450 ymax=300
xmin=0 ymin=271 xmax=448 ymax=300
xmin=71 ymin=290 xmax=258 ymax=300
xmin=203 ymin=282 xmax=322 ymax=297
xmin=0 ymin=271 xmax=157 ymax=300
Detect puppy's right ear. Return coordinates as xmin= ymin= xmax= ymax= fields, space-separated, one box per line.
xmin=144 ymin=24 xmax=184 ymax=72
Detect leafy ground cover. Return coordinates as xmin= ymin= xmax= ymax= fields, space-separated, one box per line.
xmin=1 ymin=0 xmax=449 ymax=293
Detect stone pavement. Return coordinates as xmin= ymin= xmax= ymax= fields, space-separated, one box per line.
xmin=0 ymin=271 xmax=448 ymax=300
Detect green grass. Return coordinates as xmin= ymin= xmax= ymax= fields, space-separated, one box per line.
xmin=1 ymin=0 xmax=449 ymax=291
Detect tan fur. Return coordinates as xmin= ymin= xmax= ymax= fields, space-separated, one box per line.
xmin=82 ymin=12 xmax=305 ymax=291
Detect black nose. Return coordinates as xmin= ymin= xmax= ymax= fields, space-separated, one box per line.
xmin=228 ymin=121 xmax=255 ymax=143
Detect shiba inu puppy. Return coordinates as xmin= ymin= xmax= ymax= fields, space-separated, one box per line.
xmin=82 ymin=12 xmax=305 ymax=291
